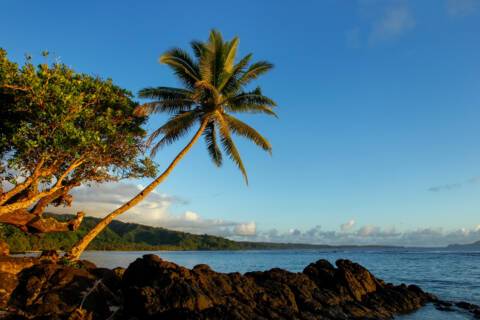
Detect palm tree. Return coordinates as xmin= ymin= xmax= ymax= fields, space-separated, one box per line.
xmin=66 ymin=30 xmax=277 ymax=260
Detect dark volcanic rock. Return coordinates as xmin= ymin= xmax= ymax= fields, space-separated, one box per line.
xmin=0 ymin=256 xmax=38 ymax=275
xmin=0 ymin=239 xmax=9 ymax=256
xmin=7 ymin=261 xmax=122 ymax=320
xmin=121 ymin=254 xmax=433 ymax=319
xmin=5 ymin=254 xmax=477 ymax=320
xmin=0 ymin=271 xmax=18 ymax=308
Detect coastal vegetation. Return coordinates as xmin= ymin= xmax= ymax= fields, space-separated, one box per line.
xmin=0 ymin=215 xmax=245 ymax=252
xmin=0 ymin=214 xmax=335 ymax=252
xmin=0 ymin=30 xmax=276 ymax=259
xmin=0 ymin=49 xmax=155 ymax=237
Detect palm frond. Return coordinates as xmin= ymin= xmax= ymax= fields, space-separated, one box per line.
xmin=194 ymin=80 xmax=220 ymax=102
xmin=224 ymin=104 xmax=278 ymax=117
xmin=148 ymin=110 xmax=199 ymax=156
xmin=238 ymin=61 xmax=273 ymax=86
xmin=223 ymin=114 xmax=272 ymax=154
xmin=203 ymin=121 xmax=222 ymax=166
xmin=136 ymin=100 xmax=194 ymax=115
xmin=208 ymin=29 xmax=224 ymax=48
xmin=191 ymin=40 xmax=205 ymax=59
xmin=159 ymin=48 xmax=200 ymax=89
xmin=219 ymin=53 xmax=253 ymax=94
xmin=215 ymin=112 xmax=248 ymax=184
xmin=139 ymin=87 xmax=193 ymax=100
xmin=234 ymin=53 xmax=253 ymax=72
xmin=137 ymin=87 xmax=195 ymax=114
xmin=211 ymin=31 xmax=225 ymax=87
xmin=226 ymin=88 xmax=277 ymax=107
xmin=199 ymin=45 xmax=214 ymax=83
xmin=223 ymin=37 xmax=239 ymax=73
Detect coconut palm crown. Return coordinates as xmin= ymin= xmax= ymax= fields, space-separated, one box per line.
xmin=138 ymin=29 xmax=277 ymax=184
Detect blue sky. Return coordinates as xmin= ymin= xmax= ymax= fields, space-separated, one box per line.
xmin=2 ymin=0 xmax=480 ymax=245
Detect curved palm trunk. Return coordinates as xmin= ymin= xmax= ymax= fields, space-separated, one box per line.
xmin=66 ymin=120 xmax=208 ymax=260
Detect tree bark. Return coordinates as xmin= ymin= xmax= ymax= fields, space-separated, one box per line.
xmin=30 ymin=184 xmax=76 ymax=216
xmin=0 ymin=158 xmax=45 ymax=206
xmin=0 ymin=159 xmax=84 ymax=216
xmin=0 ymin=210 xmax=84 ymax=234
xmin=0 ymin=239 xmax=9 ymax=256
xmin=65 ymin=120 xmax=209 ymax=260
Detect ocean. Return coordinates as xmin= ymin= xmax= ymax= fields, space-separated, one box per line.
xmin=82 ymin=248 xmax=480 ymax=319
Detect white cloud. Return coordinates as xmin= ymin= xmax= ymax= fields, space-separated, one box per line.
xmin=446 ymin=0 xmax=479 ymax=16
xmin=234 ymin=222 xmax=257 ymax=236
xmin=47 ymin=182 xmax=480 ymax=247
xmin=182 ymin=211 xmax=199 ymax=222
xmin=340 ymin=219 xmax=356 ymax=232
xmin=347 ymin=1 xmax=415 ymax=48
xmin=357 ymin=225 xmax=378 ymax=237
xmin=369 ymin=3 xmax=415 ymax=43
xmin=289 ymin=228 xmax=302 ymax=236
xmin=48 ymin=182 xmax=256 ymax=237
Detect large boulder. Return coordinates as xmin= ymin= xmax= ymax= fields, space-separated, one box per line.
xmin=0 ymin=271 xmax=18 ymax=308
xmin=0 ymin=256 xmax=37 ymax=275
xmin=0 ymin=250 xmax=62 ymax=275
xmin=7 ymin=261 xmax=122 ymax=320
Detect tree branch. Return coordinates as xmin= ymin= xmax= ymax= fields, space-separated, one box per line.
xmin=0 ymin=209 xmax=85 ymax=234
xmin=0 ymin=158 xmax=45 ymax=206
xmin=54 ymin=159 xmax=84 ymax=189
xmin=1 ymin=84 xmax=31 ymax=92
xmin=0 ymin=158 xmax=84 ymax=216
xmin=30 ymin=183 xmax=77 ymax=216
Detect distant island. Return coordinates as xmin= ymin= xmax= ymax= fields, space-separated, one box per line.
xmin=0 ymin=214 xmax=399 ymax=253
xmin=447 ymin=240 xmax=480 ymax=249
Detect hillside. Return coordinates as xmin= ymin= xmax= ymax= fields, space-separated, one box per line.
xmin=0 ymin=214 xmax=250 ymax=252
xmin=0 ymin=214 xmax=339 ymax=252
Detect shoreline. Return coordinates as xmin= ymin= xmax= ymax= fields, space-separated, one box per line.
xmin=1 ymin=251 xmax=479 ymax=319
xmin=0 ymin=254 xmax=443 ymax=319
xmin=11 ymin=245 xmax=477 ymax=255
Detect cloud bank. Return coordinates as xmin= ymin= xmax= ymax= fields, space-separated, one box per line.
xmin=234 ymin=222 xmax=480 ymax=247
xmin=48 ymin=183 xmax=255 ymax=238
xmin=48 ymin=183 xmax=480 ymax=247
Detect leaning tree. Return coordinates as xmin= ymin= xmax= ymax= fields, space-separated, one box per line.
xmin=0 ymin=49 xmax=155 ymax=252
xmin=66 ymin=30 xmax=277 ymax=260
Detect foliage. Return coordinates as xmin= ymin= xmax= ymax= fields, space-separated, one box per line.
xmin=137 ymin=29 xmax=277 ymax=183
xmin=0 ymin=48 xmax=156 ymax=232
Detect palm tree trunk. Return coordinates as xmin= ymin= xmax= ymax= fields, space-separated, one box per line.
xmin=66 ymin=120 xmax=208 ymax=260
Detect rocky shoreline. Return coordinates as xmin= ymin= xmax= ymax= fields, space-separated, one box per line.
xmin=0 ymin=253 xmax=478 ymax=319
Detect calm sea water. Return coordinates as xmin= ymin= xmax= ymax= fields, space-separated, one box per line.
xmin=81 ymin=248 xmax=480 ymax=320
